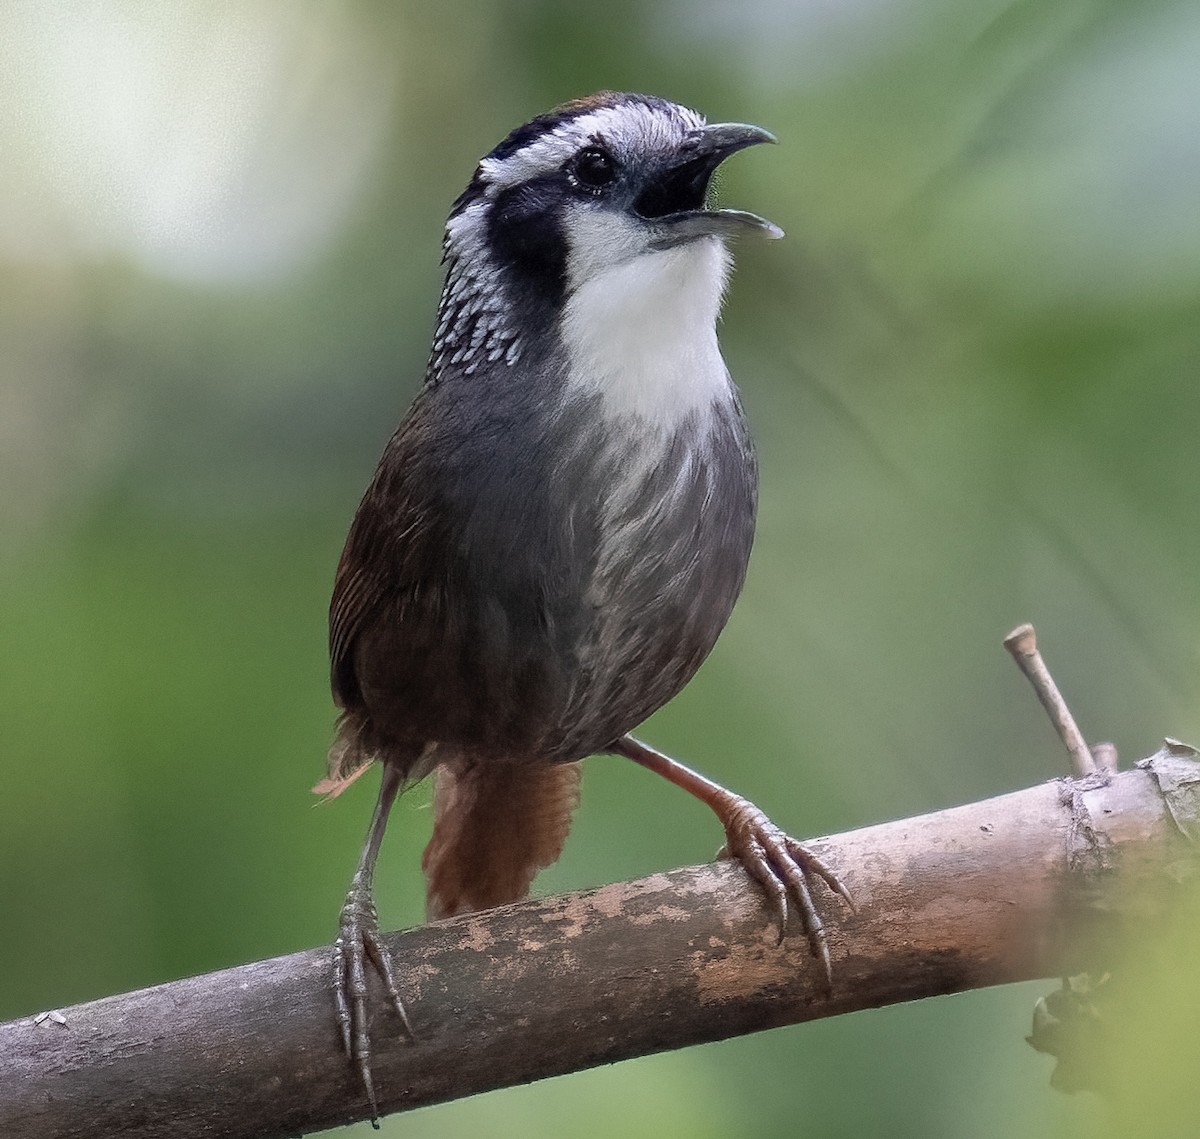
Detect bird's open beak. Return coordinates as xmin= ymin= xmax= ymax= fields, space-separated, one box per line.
xmin=638 ymin=122 xmax=784 ymax=249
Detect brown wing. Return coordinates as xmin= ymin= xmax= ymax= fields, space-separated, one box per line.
xmin=329 ymin=523 xmax=389 ymax=711
xmin=322 ymin=403 xmax=446 ymax=790
xmin=328 ymin=416 xmax=435 ymax=712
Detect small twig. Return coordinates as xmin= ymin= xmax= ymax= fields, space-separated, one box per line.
xmin=1090 ymin=742 xmax=1120 ymax=774
xmin=1004 ymin=623 xmax=1096 ymax=777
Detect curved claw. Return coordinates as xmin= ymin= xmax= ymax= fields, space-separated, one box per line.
xmin=612 ymin=737 xmax=851 ymax=988
xmin=720 ymin=800 xmax=852 ymax=988
xmin=362 ymin=926 xmax=413 ymax=1035
xmin=334 ymin=887 xmax=413 ymax=1126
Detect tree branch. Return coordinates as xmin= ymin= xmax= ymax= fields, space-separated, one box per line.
xmin=3 ymin=745 xmax=1197 ymax=1139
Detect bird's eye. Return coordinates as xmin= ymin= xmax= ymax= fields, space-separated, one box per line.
xmin=571 ymin=147 xmax=618 ymax=190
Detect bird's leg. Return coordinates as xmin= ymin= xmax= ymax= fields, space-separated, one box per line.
xmin=610 ymin=735 xmax=853 ymax=986
xmin=333 ymin=762 xmax=412 ymax=1124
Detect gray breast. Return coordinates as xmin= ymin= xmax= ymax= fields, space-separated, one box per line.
xmin=538 ymin=395 xmax=756 ymax=758
xmin=433 ymin=371 xmax=757 ymax=761
xmin=348 ymin=369 xmax=756 ymax=769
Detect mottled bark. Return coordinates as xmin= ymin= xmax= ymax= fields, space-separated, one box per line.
xmin=3 ymin=748 xmax=1197 ymax=1139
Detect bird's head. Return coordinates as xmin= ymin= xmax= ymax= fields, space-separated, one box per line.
xmin=432 ymin=92 xmax=780 ymax=385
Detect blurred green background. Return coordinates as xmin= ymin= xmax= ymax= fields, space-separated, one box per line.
xmin=2 ymin=1 xmax=1198 ymax=1135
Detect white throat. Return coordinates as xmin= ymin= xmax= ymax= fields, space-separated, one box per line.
xmin=559 ymin=235 xmax=734 ymax=430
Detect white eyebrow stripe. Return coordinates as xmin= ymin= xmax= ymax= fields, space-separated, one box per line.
xmin=478 ymin=103 xmax=706 ymax=192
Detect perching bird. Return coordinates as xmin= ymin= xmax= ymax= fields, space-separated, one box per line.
xmin=322 ymin=91 xmax=850 ymax=1114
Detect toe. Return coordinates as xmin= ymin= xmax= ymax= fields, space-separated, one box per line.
xmin=364 ymin=929 xmax=414 ymax=1036
xmin=332 ymin=939 xmax=353 ymax=1056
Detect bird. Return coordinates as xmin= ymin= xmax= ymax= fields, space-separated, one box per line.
xmin=321 ymin=90 xmax=851 ymax=1116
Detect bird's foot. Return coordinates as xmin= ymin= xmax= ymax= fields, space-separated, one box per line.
xmin=610 ymin=735 xmax=853 ymax=988
xmin=716 ymin=795 xmax=853 ymax=988
xmin=333 ymin=881 xmax=412 ymax=1125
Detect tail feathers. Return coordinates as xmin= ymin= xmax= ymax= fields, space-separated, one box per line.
xmin=313 ymin=708 xmax=377 ymax=799
xmin=423 ymin=761 xmax=582 ymax=920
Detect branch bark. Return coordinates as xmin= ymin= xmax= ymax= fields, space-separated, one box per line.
xmin=3 ymin=746 xmax=1197 ymax=1139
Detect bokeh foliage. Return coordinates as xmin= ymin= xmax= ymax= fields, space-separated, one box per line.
xmin=2 ymin=1 xmax=1198 ymax=1135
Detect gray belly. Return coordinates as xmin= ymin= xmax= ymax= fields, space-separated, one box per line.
xmin=353 ymin=391 xmax=756 ymax=766
xmin=450 ymin=391 xmax=757 ymax=761
xmin=547 ymin=401 xmax=757 ymax=758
